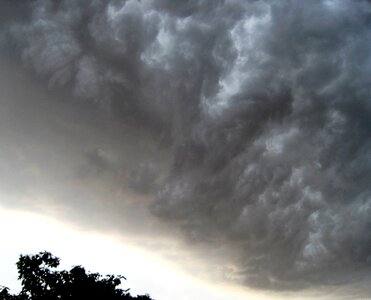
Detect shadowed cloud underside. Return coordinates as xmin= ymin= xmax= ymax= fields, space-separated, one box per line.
xmin=0 ymin=0 xmax=371 ymax=295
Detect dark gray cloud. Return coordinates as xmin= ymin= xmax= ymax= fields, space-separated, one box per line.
xmin=1 ymin=0 xmax=371 ymax=295
xmin=129 ymin=162 xmax=159 ymax=193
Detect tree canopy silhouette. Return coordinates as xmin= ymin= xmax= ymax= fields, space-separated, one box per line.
xmin=0 ymin=251 xmax=154 ymax=300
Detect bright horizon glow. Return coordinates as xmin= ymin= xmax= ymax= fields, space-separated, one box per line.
xmin=0 ymin=204 xmax=275 ymax=300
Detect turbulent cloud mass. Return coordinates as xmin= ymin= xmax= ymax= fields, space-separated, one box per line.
xmin=1 ymin=0 xmax=371 ymax=294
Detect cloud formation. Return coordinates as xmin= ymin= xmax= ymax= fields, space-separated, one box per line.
xmin=1 ymin=0 xmax=371 ymax=293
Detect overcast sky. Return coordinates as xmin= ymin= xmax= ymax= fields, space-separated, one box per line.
xmin=0 ymin=1 xmax=371 ymax=299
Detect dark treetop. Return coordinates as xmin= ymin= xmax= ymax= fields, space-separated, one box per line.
xmin=0 ymin=251 xmax=154 ymax=300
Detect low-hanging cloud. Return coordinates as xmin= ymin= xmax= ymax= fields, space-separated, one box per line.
xmin=1 ymin=0 xmax=371 ymax=293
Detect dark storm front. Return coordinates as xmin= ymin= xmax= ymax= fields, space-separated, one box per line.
xmin=0 ymin=0 xmax=370 ymax=293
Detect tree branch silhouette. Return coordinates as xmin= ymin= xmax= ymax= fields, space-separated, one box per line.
xmin=0 ymin=251 xmax=154 ymax=300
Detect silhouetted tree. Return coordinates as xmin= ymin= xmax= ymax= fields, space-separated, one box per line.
xmin=0 ymin=252 xmax=154 ymax=300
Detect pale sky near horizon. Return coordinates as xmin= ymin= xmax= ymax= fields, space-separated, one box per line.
xmin=0 ymin=206 xmax=280 ymax=300
xmin=1 ymin=1 xmax=371 ymax=299
xmin=0 ymin=60 xmax=337 ymax=300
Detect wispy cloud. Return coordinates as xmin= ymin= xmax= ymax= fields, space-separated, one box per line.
xmin=1 ymin=0 xmax=370 ymax=296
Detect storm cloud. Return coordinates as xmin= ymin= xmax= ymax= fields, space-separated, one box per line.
xmin=1 ymin=0 xmax=371 ymax=294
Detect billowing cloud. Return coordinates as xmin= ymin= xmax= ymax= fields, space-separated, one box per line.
xmin=1 ymin=0 xmax=371 ymax=295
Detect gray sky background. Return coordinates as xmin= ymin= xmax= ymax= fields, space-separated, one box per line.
xmin=1 ymin=0 xmax=371 ymax=299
